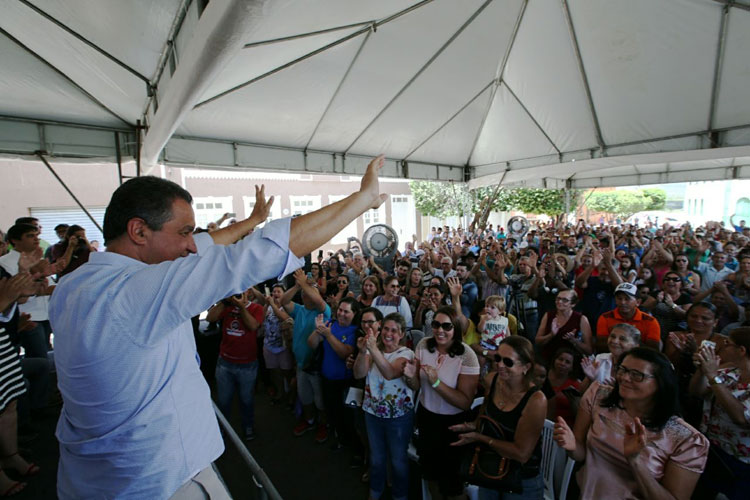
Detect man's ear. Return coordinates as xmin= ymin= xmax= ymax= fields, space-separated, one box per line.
xmin=126 ymin=218 xmax=150 ymax=246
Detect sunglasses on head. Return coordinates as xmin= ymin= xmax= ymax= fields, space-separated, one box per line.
xmin=430 ymin=321 xmax=454 ymax=331
xmin=493 ymin=355 xmax=515 ymax=368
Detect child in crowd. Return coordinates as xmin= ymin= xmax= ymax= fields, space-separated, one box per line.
xmin=475 ymin=295 xmax=510 ymax=373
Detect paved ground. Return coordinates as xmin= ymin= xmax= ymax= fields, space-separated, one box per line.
xmin=14 ymin=374 xmax=423 ymax=499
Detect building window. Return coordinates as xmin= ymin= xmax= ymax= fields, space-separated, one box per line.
xmin=363 ymin=205 xmax=386 ymax=229
xmin=289 ymin=195 xmax=321 ymax=216
xmin=193 ymin=196 xmax=233 ymax=229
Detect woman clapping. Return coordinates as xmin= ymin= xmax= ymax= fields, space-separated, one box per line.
xmin=353 ymin=313 xmax=414 ymax=500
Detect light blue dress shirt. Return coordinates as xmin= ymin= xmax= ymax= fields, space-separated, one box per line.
xmin=49 ymin=218 xmax=303 ymax=499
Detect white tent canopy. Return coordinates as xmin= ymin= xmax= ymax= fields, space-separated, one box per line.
xmin=1 ymin=0 xmax=749 ymax=189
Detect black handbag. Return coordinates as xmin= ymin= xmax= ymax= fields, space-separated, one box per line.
xmin=458 ymin=411 xmax=523 ymax=492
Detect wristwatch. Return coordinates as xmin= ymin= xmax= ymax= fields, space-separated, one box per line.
xmin=709 ymin=375 xmax=723 ymax=386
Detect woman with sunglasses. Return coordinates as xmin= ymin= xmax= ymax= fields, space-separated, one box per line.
xmin=326 ymin=274 xmax=354 ymax=312
xmin=641 ymin=270 xmax=692 ymax=340
xmin=353 ymin=312 xmax=414 ymax=500
xmin=414 ymin=283 xmax=449 ymax=337
xmin=450 ymin=336 xmax=546 ymax=499
xmin=554 ymin=348 xmax=709 ymax=500
xmin=690 ymin=327 xmax=750 ymax=500
xmin=404 ymin=306 xmax=480 ymax=500
xmin=672 ymin=253 xmax=701 ymax=295
xmin=372 ymin=275 xmax=413 ymax=328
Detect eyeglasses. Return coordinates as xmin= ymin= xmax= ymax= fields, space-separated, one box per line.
xmin=663 ymin=277 xmax=681 ymax=282
xmin=555 ymin=297 xmax=572 ymax=303
xmin=493 ymin=355 xmax=515 ymax=368
xmin=337 ymin=280 xmax=348 ymax=285
xmin=431 ymin=321 xmax=454 ymax=331
xmin=615 ymin=365 xmax=655 ymax=383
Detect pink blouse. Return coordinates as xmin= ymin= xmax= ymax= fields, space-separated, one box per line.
xmin=415 ymin=338 xmax=479 ymax=416
xmin=578 ymin=383 xmax=709 ymax=499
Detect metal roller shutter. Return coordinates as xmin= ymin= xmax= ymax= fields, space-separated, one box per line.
xmin=31 ymin=207 xmax=107 ymax=249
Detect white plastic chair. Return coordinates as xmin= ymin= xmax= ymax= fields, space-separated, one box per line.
xmin=541 ymin=419 xmax=575 ymax=500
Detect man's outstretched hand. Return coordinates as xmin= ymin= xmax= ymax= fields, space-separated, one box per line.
xmin=249 ymin=184 xmax=274 ymax=224
xmin=360 ymin=155 xmax=387 ymax=209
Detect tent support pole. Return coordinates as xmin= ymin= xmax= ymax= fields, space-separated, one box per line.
xmin=136 ymin=120 xmax=142 ymax=177
xmin=305 ymin=29 xmax=373 ymax=151
xmin=18 ymin=0 xmax=150 ymax=84
xmin=503 ymin=81 xmax=561 ymax=154
xmin=561 ymin=0 xmax=605 ymax=154
xmin=707 ymin=4 xmax=730 ymax=144
xmin=465 ymin=0 xmax=529 ymax=165
xmin=344 ymin=0 xmax=495 ymax=155
xmin=404 ymin=81 xmax=494 ymax=161
xmin=36 ymin=152 xmax=103 ymax=233
xmin=0 ymin=27 xmax=131 ymax=126
xmin=115 ymin=132 xmax=123 ymax=185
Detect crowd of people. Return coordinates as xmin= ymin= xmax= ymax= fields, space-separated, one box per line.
xmin=188 ymin=216 xmax=750 ymax=499
xmin=4 ymin=182 xmax=750 ymax=499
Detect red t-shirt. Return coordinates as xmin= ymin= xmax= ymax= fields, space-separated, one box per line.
xmin=219 ymin=303 xmax=264 ymax=364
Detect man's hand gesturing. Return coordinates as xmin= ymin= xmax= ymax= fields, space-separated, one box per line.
xmin=249 ymin=184 xmax=274 ymax=224
xmin=360 ymin=155 xmax=387 ymax=209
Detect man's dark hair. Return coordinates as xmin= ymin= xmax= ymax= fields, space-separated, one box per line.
xmin=103 ymin=176 xmax=192 ymax=244
xmin=14 ymin=217 xmax=38 ymax=225
xmin=6 ymin=223 xmax=38 ymax=244
xmin=54 ymin=223 xmax=70 ymax=232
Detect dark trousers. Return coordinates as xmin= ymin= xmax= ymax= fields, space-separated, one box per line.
xmin=321 ymin=377 xmax=354 ymax=445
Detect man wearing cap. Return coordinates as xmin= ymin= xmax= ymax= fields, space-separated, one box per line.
xmin=596 ymin=282 xmax=661 ymax=351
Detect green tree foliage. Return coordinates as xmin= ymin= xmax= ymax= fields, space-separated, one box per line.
xmin=410 ymin=181 xmax=579 ymax=219
xmin=642 ymin=188 xmax=666 ymax=210
xmin=587 ymin=188 xmax=666 ymax=218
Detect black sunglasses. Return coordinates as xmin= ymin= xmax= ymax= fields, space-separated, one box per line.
xmin=493 ymin=355 xmax=515 ymax=368
xmin=430 ymin=321 xmax=454 ymax=331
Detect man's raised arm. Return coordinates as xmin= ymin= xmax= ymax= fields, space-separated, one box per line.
xmin=289 ymin=155 xmax=386 ymax=257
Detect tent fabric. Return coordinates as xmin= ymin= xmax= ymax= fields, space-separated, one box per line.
xmin=1 ymin=0 xmax=749 ymax=188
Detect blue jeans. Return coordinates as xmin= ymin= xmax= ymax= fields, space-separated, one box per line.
xmin=215 ymin=358 xmax=258 ymax=432
xmin=364 ymin=410 xmax=414 ymax=500
xmin=478 ymin=473 xmax=544 ymax=500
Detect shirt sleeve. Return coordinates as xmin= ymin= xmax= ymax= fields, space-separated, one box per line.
xmin=669 ymin=425 xmax=709 ymax=473
xmin=459 ymin=344 xmax=480 ymax=375
xmin=115 ymin=218 xmax=305 ymax=345
xmin=0 ymin=303 xmax=17 ymax=323
xmin=400 ymin=297 xmax=413 ymax=328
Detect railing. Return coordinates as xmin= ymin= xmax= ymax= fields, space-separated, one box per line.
xmin=212 ymin=402 xmax=283 ymax=500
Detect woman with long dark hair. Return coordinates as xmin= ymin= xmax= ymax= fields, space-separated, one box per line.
xmin=404 ymin=306 xmax=479 ymax=499
xmin=450 ymin=336 xmax=546 ymax=499
xmin=554 ymin=348 xmax=709 ymax=499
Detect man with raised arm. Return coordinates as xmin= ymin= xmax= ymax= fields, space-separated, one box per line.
xmin=49 ymin=155 xmax=386 ymax=499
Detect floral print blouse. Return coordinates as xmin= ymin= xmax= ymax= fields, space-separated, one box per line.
xmin=701 ymin=366 xmax=750 ymax=464
xmin=363 ymin=346 xmax=415 ymax=419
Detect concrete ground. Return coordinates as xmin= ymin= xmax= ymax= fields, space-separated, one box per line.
xmin=14 ymin=374 xmax=423 ymax=499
